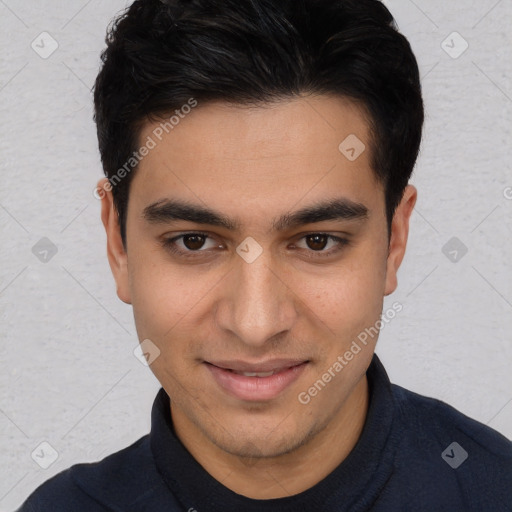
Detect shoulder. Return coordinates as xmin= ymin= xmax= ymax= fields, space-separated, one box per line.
xmin=17 ymin=435 xmax=167 ymax=511
xmin=391 ymin=383 xmax=512 ymax=455
xmin=388 ymin=383 xmax=512 ymax=508
xmin=16 ymin=465 xmax=102 ymax=512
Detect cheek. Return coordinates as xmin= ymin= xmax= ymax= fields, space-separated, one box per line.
xmin=128 ymin=252 xmax=189 ymax=339
xmin=128 ymin=251 xmax=222 ymax=355
xmin=128 ymin=259 xmax=210 ymax=394
xmin=297 ymin=249 xmax=387 ymax=337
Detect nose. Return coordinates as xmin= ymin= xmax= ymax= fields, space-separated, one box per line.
xmin=215 ymin=249 xmax=297 ymax=348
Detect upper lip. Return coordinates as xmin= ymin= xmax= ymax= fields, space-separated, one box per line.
xmin=206 ymin=359 xmax=308 ymax=373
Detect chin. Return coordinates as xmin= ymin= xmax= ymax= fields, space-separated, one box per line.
xmin=205 ymin=411 xmax=320 ymax=460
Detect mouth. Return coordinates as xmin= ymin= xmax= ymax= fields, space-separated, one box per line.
xmin=204 ymin=359 xmax=309 ymax=401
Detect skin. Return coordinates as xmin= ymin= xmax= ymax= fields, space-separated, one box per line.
xmin=98 ymin=94 xmax=416 ymax=499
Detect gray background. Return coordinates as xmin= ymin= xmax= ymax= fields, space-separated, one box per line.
xmin=0 ymin=0 xmax=511 ymax=510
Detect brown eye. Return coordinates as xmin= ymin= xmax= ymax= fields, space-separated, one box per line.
xmin=305 ymin=234 xmax=329 ymax=251
xmin=292 ymin=234 xmax=350 ymax=259
xmin=161 ymin=232 xmax=220 ymax=258
xmin=182 ymin=234 xmax=207 ymax=250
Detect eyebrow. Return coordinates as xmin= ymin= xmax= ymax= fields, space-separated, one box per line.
xmin=142 ymin=197 xmax=369 ymax=232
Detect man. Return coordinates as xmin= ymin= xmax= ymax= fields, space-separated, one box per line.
xmin=19 ymin=0 xmax=512 ymax=510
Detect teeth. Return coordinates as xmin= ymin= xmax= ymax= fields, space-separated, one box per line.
xmin=239 ymin=370 xmax=275 ymax=377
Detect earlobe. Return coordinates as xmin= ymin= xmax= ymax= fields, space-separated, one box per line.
xmin=384 ymin=185 xmax=417 ymax=296
xmin=98 ymin=178 xmax=132 ymax=305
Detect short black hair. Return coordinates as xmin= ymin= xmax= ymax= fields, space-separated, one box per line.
xmin=94 ymin=0 xmax=423 ymax=248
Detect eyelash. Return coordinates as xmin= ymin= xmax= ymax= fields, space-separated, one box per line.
xmin=161 ymin=232 xmax=350 ymax=260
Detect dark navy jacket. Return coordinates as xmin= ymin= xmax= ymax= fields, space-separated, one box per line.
xmin=18 ymin=354 xmax=512 ymax=511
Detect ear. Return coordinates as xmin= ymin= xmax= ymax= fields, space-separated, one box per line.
xmin=97 ymin=178 xmax=132 ymax=304
xmin=384 ymin=184 xmax=417 ymax=296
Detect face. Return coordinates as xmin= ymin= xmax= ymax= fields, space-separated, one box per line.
xmin=100 ymin=95 xmax=415 ymax=460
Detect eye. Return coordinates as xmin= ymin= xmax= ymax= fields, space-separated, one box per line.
xmin=161 ymin=232 xmax=350 ymax=261
xmin=292 ymin=234 xmax=349 ymax=257
xmin=161 ymin=232 xmax=221 ymax=256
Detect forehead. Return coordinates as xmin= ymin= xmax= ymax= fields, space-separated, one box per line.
xmin=130 ymin=95 xmax=383 ymax=225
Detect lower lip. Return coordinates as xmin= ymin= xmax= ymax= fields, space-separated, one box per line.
xmin=205 ymin=362 xmax=308 ymax=401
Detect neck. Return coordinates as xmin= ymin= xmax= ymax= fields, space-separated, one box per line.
xmin=172 ymin=375 xmax=369 ymax=499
